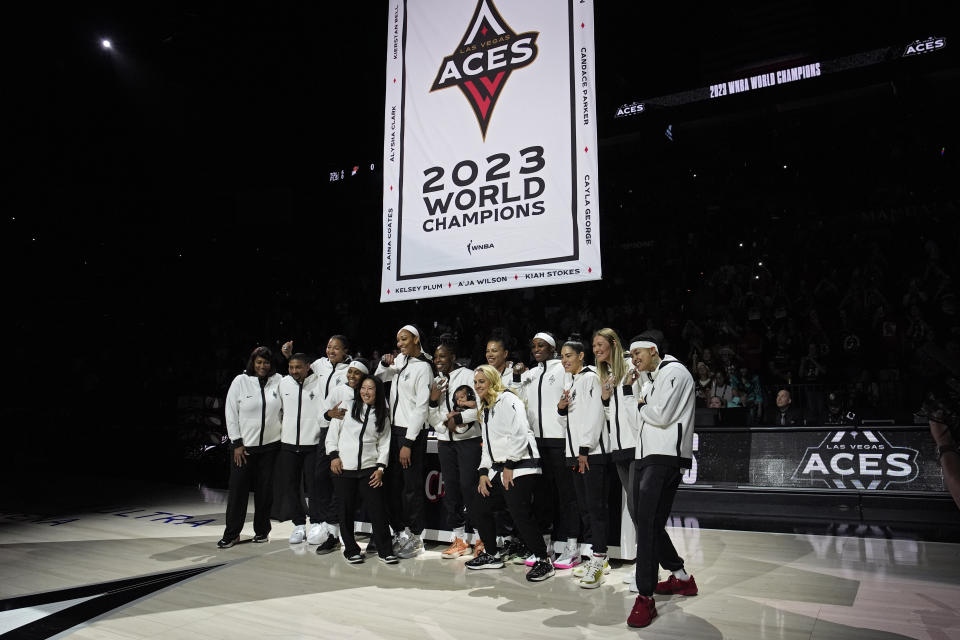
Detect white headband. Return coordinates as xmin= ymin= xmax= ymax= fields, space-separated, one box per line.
xmin=398 ymin=324 xmax=419 ymax=339
xmin=533 ymin=332 xmax=556 ymax=348
xmin=349 ymin=361 xmax=369 ymax=375
xmin=630 ymin=340 xmax=657 ymax=351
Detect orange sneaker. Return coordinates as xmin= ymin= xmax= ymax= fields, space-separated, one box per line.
xmin=473 ymin=540 xmax=485 ymax=556
xmin=441 ymin=537 xmax=471 ymax=559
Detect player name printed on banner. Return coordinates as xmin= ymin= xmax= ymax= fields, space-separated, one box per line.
xmin=381 ymin=0 xmax=602 ymax=301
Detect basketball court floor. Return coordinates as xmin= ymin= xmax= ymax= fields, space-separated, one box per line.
xmin=2 ymin=479 xmax=958 ymax=639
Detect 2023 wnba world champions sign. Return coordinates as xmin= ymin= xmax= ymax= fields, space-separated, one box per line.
xmin=381 ymin=0 xmax=601 ymax=301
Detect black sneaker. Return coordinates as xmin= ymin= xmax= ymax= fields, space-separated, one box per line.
xmin=465 ymin=551 xmax=505 ymax=570
xmin=526 ymin=558 xmax=555 ymax=582
xmin=379 ymin=554 xmax=399 ymax=565
xmin=344 ymin=551 xmax=365 ymax=564
xmin=315 ymin=536 xmax=341 ymax=555
xmin=365 ymin=538 xmax=377 ymax=555
xmin=217 ymin=536 xmax=239 ymax=549
xmin=251 ymin=534 xmax=269 ymax=543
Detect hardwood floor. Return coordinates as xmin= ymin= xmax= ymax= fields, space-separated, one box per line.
xmin=1 ymin=483 xmax=958 ymax=639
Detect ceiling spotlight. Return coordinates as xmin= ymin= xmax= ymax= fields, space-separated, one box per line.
xmin=101 ymin=39 xmax=112 ymax=50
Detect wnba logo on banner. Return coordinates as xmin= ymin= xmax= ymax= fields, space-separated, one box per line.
xmin=791 ymin=430 xmax=919 ymax=490
xmin=430 ymin=0 xmax=540 ymax=138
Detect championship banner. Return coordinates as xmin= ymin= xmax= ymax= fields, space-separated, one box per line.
xmin=381 ymin=0 xmax=601 ymax=302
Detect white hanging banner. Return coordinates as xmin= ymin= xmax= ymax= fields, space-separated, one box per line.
xmin=381 ymin=0 xmax=601 ymax=302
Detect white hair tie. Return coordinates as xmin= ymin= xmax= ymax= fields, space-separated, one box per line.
xmin=533 ymin=332 xmax=556 ymax=348
xmin=398 ymin=324 xmax=420 ymax=339
xmin=630 ymin=340 xmax=657 ymax=351
xmin=349 ymin=361 xmax=369 ymax=375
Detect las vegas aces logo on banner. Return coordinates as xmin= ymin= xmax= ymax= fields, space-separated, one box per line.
xmin=381 ymin=0 xmax=601 ymax=302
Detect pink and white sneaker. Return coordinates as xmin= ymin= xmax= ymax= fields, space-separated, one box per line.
xmin=554 ymin=545 xmax=582 ymax=570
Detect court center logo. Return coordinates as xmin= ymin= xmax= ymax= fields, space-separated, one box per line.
xmin=430 ymin=0 xmax=539 ymax=138
xmin=792 ymin=430 xmax=919 ymax=490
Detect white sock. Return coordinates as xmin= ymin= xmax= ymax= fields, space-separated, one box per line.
xmin=673 ymin=568 xmax=690 ymax=580
xmin=326 ymin=523 xmax=340 ymax=538
xmin=454 ymin=526 xmax=466 ymax=539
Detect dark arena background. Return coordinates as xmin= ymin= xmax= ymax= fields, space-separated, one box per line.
xmin=3 ymin=2 xmax=959 ymax=639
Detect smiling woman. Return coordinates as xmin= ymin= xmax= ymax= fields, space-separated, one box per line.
xmin=218 ymin=346 xmax=282 ymax=549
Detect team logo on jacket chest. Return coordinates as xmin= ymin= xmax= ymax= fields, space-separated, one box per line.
xmin=430 ymin=0 xmax=539 ymax=138
xmin=403 ymin=372 xmax=411 ymax=381
xmin=309 ymin=391 xmax=316 ymax=400
xmin=547 ymin=375 xmax=556 ymax=384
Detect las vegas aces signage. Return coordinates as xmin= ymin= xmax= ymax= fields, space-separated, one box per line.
xmin=381 ymin=0 xmax=601 ymax=301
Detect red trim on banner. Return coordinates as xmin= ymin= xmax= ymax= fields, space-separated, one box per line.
xmin=479 ymin=72 xmax=505 ymax=95
xmin=463 ymin=81 xmax=491 ymax=120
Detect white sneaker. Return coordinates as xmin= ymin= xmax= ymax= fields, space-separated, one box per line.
xmin=554 ymin=545 xmax=582 ymax=570
xmin=573 ymin=556 xmax=611 ymax=578
xmin=306 ymin=523 xmax=327 ymax=545
xmin=289 ymin=525 xmax=306 ymax=544
xmin=578 ymin=556 xmax=608 ymax=589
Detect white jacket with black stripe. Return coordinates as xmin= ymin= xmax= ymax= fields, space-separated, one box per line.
xmin=279 ymin=372 xmax=325 ymax=451
xmin=428 ymin=366 xmax=480 ymax=441
xmin=478 ymin=390 xmax=541 ymax=480
xmin=309 ymin=357 xmax=353 ymax=430
xmin=375 ymin=353 xmax=433 ymax=446
xmin=603 ymin=367 xmax=640 ymax=461
xmin=635 ymin=355 xmax=696 ymax=469
xmin=325 ymin=398 xmax=391 ymax=473
xmin=510 ymin=359 xmax=566 ymax=446
xmin=225 ymin=373 xmax=282 ymax=451
xmin=558 ymin=366 xmax=609 ymax=464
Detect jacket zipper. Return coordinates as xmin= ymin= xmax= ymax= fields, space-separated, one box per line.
xmin=613 ymin=387 xmax=622 ymax=449
xmin=358 ymin=405 xmax=371 ymax=469
xmin=295 ymin=380 xmax=303 ymax=446
xmin=258 ymin=384 xmax=267 ymax=446
xmin=537 ymin=363 xmax=545 ymax=438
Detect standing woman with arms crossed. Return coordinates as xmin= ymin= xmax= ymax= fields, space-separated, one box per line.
xmin=326 ymin=375 xmax=397 ymax=564
xmin=429 ymin=338 xmax=483 ymax=558
xmin=465 ymin=365 xmax=554 ymax=582
xmin=376 ymin=324 xmax=433 ymax=558
xmin=281 ymin=336 xmax=352 ymax=552
xmin=219 ymin=346 xmax=283 ymax=548
xmin=511 ymin=332 xmax=581 ymax=568
xmin=558 ymin=335 xmax=611 ymax=588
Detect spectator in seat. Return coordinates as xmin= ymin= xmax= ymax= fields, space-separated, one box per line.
xmin=767 ymin=389 xmax=803 ymax=426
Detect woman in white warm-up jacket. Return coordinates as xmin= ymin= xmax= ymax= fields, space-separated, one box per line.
xmin=219 ymin=346 xmax=283 ymax=549
xmin=593 ymin=328 xmax=639 ymax=526
xmin=326 ymin=375 xmax=395 ymax=564
xmin=557 ymin=335 xmax=610 ymax=588
xmin=428 ymin=339 xmax=481 ymax=558
xmin=280 ymin=335 xmax=353 ymax=547
xmin=375 ymin=324 xmax=433 ymax=558
xmin=465 ymin=365 xmax=554 ymax=582
xmin=510 ymin=331 xmax=580 ymax=568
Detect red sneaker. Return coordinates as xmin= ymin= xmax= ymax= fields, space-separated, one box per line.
xmin=627 ymin=595 xmax=657 ymax=628
xmin=654 ymin=574 xmax=698 ymax=596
